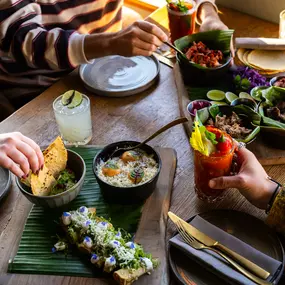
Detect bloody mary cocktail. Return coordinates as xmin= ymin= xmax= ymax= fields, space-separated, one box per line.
xmin=190 ymin=124 xmax=235 ymax=203
xmin=167 ymin=0 xmax=196 ymax=44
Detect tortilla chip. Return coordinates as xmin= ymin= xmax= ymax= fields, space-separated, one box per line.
xmin=43 ymin=137 xmax=67 ymax=178
xmin=247 ymin=50 xmax=285 ymax=72
xmin=31 ymin=165 xmax=56 ymax=196
xmin=21 ymin=170 xmax=32 ymax=187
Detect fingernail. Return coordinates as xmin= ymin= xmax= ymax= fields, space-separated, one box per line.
xmin=209 ymin=180 xmax=216 ymax=188
xmin=22 ymin=175 xmax=27 ymax=179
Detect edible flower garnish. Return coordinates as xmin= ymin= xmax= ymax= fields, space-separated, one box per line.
xmin=190 ymin=122 xmax=217 ymax=156
xmin=53 ymin=206 xmax=158 ymax=284
xmin=233 ymin=66 xmax=269 ymax=93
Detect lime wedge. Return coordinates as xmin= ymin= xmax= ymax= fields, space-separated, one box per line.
xmin=207 ymin=90 xmax=225 ymax=101
xmin=239 ymin=92 xmax=252 ymax=100
xmin=210 ymin=101 xmax=228 ymax=106
xmin=61 ymin=90 xmax=75 ymax=106
xmin=225 ymin=92 xmax=238 ymax=103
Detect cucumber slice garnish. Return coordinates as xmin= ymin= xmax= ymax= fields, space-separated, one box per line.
xmin=207 ymin=90 xmax=225 ymax=101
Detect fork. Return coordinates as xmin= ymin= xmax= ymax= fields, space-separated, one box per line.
xmin=175 ymin=221 xmax=272 ymax=285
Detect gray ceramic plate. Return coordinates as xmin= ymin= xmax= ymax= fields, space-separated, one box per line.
xmin=79 ymin=55 xmax=159 ymax=97
xmin=0 ymin=167 xmax=11 ymax=202
xmin=169 ymin=210 xmax=284 ymax=285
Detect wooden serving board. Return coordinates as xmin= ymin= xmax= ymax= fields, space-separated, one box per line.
xmin=0 ymin=147 xmax=177 ymax=285
xmin=173 ymin=63 xmax=285 ymax=166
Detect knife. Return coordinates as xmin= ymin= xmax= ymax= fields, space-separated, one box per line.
xmin=168 ymin=212 xmax=270 ymax=280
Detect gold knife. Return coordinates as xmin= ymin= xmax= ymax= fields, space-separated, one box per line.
xmin=168 ymin=212 xmax=270 ymax=280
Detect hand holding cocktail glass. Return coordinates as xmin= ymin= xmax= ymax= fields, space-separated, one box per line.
xmin=209 ymin=146 xmax=278 ymax=210
xmin=190 ymin=123 xmax=235 ymax=203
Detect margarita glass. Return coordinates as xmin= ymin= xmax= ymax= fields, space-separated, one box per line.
xmin=53 ymin=94 xmax=92 ymax=146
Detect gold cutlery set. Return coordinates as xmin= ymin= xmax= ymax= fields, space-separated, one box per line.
xmin=168 ymin=212 xmax=272 ymax=285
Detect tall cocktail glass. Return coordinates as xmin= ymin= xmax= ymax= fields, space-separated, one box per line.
xmin=193 ymin=130 xmax=235 ymax=203
xmin=53 ymin=94 xmax=92 ymax=146
xmin=167 ymin=1 xmax=196 ymax=44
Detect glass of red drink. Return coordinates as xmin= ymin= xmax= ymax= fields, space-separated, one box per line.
xmin=193 ymin=126 xmax=235 ymax=203
xmin=167 ymin=0 xmax=196 ymax=44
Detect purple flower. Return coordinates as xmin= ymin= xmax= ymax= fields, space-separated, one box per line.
xmin=110 ymin=256 xmax=115 ymax=262
xmin=63 ymin=212 xmax=71 ymax=217
xmin=51 ymin=247 xmax=56 ymax=253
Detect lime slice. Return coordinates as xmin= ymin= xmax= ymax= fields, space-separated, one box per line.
xmin=210 ymin=101 xmax=228 ymax=106
xmin=207 ymin=90 xmax=225 ymax=101
xmin=61 ymin=90 xmax=75 ymax=106
xmin=239 ymin=92 xmax=252 ymax=100
xmin=225 ymin=92 xmax=238 ymax=103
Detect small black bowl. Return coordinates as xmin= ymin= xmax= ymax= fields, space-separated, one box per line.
xmin=231 ymin=98 xmax=257 ymax=111
xmin=93 ymin=141 xmax=162 ymax=205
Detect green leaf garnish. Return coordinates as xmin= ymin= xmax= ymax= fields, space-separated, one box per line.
xmin=241 ymin=78 xmax=251 ymax=88
xmin=218 ymin=134 xmax=226 ymax=143
xmin=205 ymin=130 xmax=218 ymax=145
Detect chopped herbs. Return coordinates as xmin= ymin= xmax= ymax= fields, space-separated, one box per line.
xmin=50 ymin=169 xmax=76 ymax=195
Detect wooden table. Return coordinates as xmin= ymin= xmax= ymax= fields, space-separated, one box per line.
xmin=0 ymin=6 xmax=285 ymax=285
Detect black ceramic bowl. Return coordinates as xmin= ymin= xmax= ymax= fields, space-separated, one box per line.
xmin=177 ymin=53 xmax=232 ymax=86
xmin=93 ymin=141 xmax=162 ymax=204
xmin=16 ymin=149 xmax=86 ymax=208
xmin=231 ymin=98 xmax=257 ymax=111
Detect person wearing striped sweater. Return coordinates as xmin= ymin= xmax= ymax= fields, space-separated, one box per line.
xmin=0 ymin=0 xmax=226 ymax=120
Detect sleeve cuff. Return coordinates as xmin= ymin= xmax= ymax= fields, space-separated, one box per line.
xmin=195 ymin=1 xmax=219 ymax=25
xmin=68 ymin=32 xmax=94 ymax=68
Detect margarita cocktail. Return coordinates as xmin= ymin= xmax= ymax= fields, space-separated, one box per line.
xmin=53 ymin=91 xmax=92 ymax=146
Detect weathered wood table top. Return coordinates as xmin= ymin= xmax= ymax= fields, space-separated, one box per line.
xmin=0 ymin=6 xmax=285 ymax=285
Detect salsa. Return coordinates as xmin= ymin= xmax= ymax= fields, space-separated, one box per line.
xmin=50 ymin=169 xmax=76 ymax=195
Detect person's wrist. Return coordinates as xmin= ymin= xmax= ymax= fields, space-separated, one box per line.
xmin=199 ymin=2 xmax=219 ymax=23
xmin=84 ymin=33 xmax=115 ymax=60
xmin=258 ymin=179 xmax=280 ymax=210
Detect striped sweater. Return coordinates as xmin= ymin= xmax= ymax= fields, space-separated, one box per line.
xmin=0 ymin=0 xmax=123 ymax=95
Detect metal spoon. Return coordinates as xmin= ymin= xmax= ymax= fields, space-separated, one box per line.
xmin=109 ymin=117 xmax=188 ymax=158
xmin=163 ymin=41 xmax=188 ymax=60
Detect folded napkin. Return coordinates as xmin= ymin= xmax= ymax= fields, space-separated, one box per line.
xmin=169 ymin=215 xmax=282 ymax=285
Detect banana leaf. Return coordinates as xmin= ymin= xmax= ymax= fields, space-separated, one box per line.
xmin=174 ymin=30 xmax=234 ymax=69
xmin=252 ymin=87 xmax=285 ymax=130
xmin=8 ymin=146 xmax=143 ymax=277
xmin=195 ymin=105 xmax=261 ymax=143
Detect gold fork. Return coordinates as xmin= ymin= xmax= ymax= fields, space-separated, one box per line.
xmin=175 ymin=220 xmax=272 ymax=285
